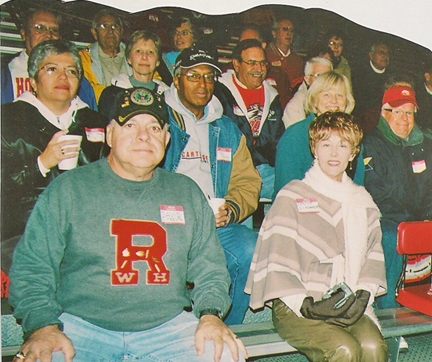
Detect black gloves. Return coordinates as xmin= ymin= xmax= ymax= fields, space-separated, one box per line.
xmin=326 ymin=290 xmax=371 ymax=327
xmin=300 ymin=289 xmax=370 ymax=327
xmin=300 ymin=290 xmax=356 ymax=320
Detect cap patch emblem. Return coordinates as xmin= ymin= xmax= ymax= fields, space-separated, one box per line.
xmin=131 ymin=88 xmax=153 ymax=106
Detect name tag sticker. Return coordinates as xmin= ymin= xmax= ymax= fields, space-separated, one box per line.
xmin=411 ymin=160 xmax=426 ymax=173
xmin=296 ymin=198 xmax=319 ymax=213
xmin=266 ymin=77 xmax=277 ymax=86
xmin=85 ymin=127 xmax=105 ymax=143
xmin=233 ymin=105 xmax=244 ymax=116
xmin=160 ymin=205 xmax=185 ymax=224
xmin=216 ymin=147 xmax=232 ymax=162
xmin=412 ymin=160 xmax=426 ymax=173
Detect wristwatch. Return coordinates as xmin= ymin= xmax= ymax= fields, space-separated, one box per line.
xmin=199 ymin=308 xmax=222 ymax=319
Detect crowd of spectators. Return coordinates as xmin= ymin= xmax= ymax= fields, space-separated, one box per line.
xmin=1 ymin=4 xmax=432 ymax=361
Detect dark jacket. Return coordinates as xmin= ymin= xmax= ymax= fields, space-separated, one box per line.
xmin=1 ymin=101 xmax=107 ymax=240
xmin=415 ymin=83 xmax=432 ymax=131
xmin=363 ymin=116 xmax=432 ymax=226
xmin=215 ymin=71 xmax=285 ymax=167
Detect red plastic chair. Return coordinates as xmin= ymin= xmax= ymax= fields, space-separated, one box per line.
xmin=396 ymin=221 xmax=432 ymax=316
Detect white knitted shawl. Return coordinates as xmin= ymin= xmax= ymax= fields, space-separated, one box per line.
xmin=303 ymin=161 xmax=380 ymax=289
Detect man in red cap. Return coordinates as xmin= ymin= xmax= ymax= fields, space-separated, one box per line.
xmin=362 ymin=85 xmax=432 ymax=312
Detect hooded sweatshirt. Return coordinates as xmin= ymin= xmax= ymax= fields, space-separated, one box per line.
xmin=164 ymin=85 xmax=224 ymax=198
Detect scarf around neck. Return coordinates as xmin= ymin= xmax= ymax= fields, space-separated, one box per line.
xmin=377 ymin=116 xmax=423 ymax=146
xmin=303 ymin=161 xmax=380 ymax=288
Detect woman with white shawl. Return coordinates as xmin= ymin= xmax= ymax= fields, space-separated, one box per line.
xmin=245 ymin=112 xmax=388 ymax=361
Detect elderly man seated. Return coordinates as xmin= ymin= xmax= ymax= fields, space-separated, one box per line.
xmin=363 ymin=85 xmax=432 ymax=311
xmin=8 ymin=87 xmax=247 ymax=362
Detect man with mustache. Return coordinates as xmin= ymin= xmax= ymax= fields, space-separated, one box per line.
xmin=215 ymin=39 xmax=285 ymax=200
xmin=163 ymin=46 xmax=261 ymax=325
xmin=79 ymin=8 xmax=131 ymax=102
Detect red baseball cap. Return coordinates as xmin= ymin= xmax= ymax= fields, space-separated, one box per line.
xmin=382 ymin=85 xmax=419 ymax=108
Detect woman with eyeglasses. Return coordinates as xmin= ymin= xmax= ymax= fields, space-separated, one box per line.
xmin=326 ymin=29 xmax=352 ymax=83
xmin=1 ymin=39 xmax=107 ymax=241
xmin=274 ymin=71 xmax=364 ymax=198
xmin=98 ymin=29 xmax=169 ymax=123
xmin=159 ymin=15 xmax=197 ymax=85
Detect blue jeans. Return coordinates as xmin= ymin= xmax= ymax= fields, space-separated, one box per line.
xmin=374 ymin=223 xmax=402 ymax=309
xmin=51 ymin=312 xmax=245 ymax=362
xmin=217 ymin=223 xmax=257 ymax=324
xmin=256 ymin=164 xmax=275 ymax=200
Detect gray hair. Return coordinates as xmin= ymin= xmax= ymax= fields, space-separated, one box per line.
xmin=271 ymin=16 xmax=294 ymax=31
xmin=21 ymin=8 xmax=61 ymax=31
xmin=304 ymin=57 xmax=333 ymax=75
xmin=305 ymin=71 xmax=355 ymax=115
xmin=28 ymin=39 xmax=82 ymax=81
xmin=92 ymin=8 xmax=123 ymax=29
xmin=369 ymin=41 xmax=390 ymax=53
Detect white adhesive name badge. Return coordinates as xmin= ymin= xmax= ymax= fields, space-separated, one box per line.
xmin=160 ymin=205 xmax=185 ymax=224
xmin=412 ymin=160 xmax=426 ymax=174
xmin=266 ymin=77 xmax=277 ymax=86
xmin=233 ymin=105 xmax=244 ymax=116
xmin=296 ymin=198 xmax=320 ymax=213
xmin=85 ymin=127 xmax=105 ymax=143
xmin=216 ymin=147 xmax=232 ymax=162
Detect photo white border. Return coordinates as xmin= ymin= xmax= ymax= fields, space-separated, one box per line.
xmin=61 ymin=0 xmax=432 ymax=52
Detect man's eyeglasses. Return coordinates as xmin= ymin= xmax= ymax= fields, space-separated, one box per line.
xmin=383 ymin=109 xmax=416 ymax=117
xmin=279 ymin=26 xmax=294 ymax=33
xmin=241 ymin=59 xmax=269 ymax=68
xmin=374 ymin=51 xmax=390 ymax=57
xmin=306 ymin=73 xmax=322 ymax=78
xmin=174 ymin=30 xmax=192 ymax=37
xmin=180 ymin=72 xmax=218 ymax=84
xmin=96 ymin=23 xmax=122 ymax=31
xmin=39 ymin=64 xmax=80 ymax=78
xmin=328 ymin=41 xmax=343 ymax=47
xmin=30 ymin=24 xmax=60 ymax=37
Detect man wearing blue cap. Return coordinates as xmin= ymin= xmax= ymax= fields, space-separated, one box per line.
xmin=9 ymin=87 xmax=247 ymax=362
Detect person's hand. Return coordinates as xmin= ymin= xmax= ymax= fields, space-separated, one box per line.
xmin=300 ymin=290 xmax=356 ymax=320
xmin=326 ymin=290 xmax=371 ymax=327
xmin=195 ymin=315 xmax=248 ymax=362
xmin=39 ymin=130 xmax=81 ymax=170
xmin=214 ymin=202 xmax=231 ymax=228
xmin=12 ymin=325 xmax=75 ymax=362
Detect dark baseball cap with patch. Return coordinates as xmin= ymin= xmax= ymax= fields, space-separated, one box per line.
xmin=111 ymin=87 xmax=168 ymax=127
xmin=174 ymin=46 xmax=222 ymax=73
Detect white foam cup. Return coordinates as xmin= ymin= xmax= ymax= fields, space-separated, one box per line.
xmin=208 ymin=198 xmax=226 ymax=215
xmin=58 ymin=134 xmax=82 ymax=170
